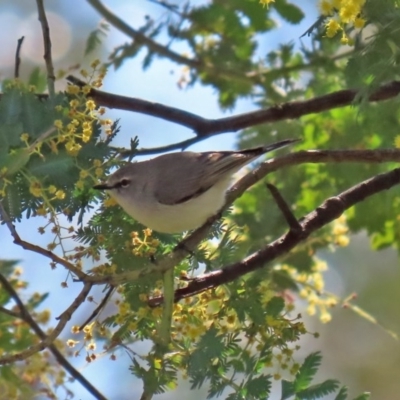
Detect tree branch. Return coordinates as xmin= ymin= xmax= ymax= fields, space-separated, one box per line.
xmin=87 ymin=0 xmax=262 ymax=87
xmin=148 ymin=167 xmax=400 ymax=306
xmin=86 ymin=0 xmax=353 ymax=90
xmin=0 ymin=281 xmax=92 ymax=365
xmin=66 ymin=75 xmax=400 ymax=156
xmin=229 ymin=149 xmax=400 ymax=200
xmin=79 ymin=285 xmax=115 ymax=331
xmin=87 ymin=0 xmax=201 ymax=70
xmin=0 ymin=274 xmax=106 ymax=399
xmin=82 ymin=147 xmax=400 ymax=286
xmin=14 ymin=36 xmax=24 ymax=79
xmin=266 ymin=183 xmax=301 ymax=232
xmin=36 ymin=0 xmax=55 ymax=98
xmin=0 ymin=305 xmax=21 ymax=319
xmin=0 ymin=201 xmax=87 ymax=281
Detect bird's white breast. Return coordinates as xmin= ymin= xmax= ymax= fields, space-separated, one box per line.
xmin=111 ymin=176 xmax=231 ymax=233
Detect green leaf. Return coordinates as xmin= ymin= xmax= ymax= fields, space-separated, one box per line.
xmin=294 ymin=352 xmax=322 ymax=391
xmin=28 ymin=153 xmax=74 ymax=178
xmin=85 ymin=22 xmax=109 ymax=55
xmin=0 ymin=366 xmax=33 ymax=398
xmin=271 ymin=270 xmax=298 ymax=291
xmin=370 ymin=221 xmax=395 ymax=250
xmin=245 ymin=374 xmax=272 ymax=398
xmin=274 ymin=0 xmax=305 ymax=24
xmin=0 ymin=87 xmax=23 ymax=125
xmin=281 ymin=379 xmax=295 ymax=400
xmin=352 ymin=393 xmax=371 ymax=400
xmin=0 ymin=260 xmax=20 ymax=305
xmin=266 ymin=296 xmax=285 ymax=317
xmin=28 ymin=67 xmax=47 ymax=93
xmin=335 ymin=386 xmax=348 ymax=400
xmin=285 ymin=250 xmax=314 ymax=273
xmin=0 ymin=148 xmax=30 ymax=177
xmin=0 ymin=122 xmax=24 ymax=148
xmin=297 ymin=379 xmax=340 ymax=399
xmin=3 ymin=179 xmax=24 ymax=220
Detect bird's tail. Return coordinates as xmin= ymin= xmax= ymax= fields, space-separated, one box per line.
xmin=240 ymin=138 xmax=300 ymax=157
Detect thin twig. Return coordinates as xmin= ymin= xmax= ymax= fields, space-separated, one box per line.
xmin=266 ymin=183 xmax=301 ymax=232
xmin=14 ymin=36 xmax=25 ymax=78
xmin=87 ymin=0 xmax=352 ymax=89
xmin=148 ymin=167 xmax=400 ymax=306
xmin=0 ymin=280 xmax=92 ymax=364
xmin=29 ymin=126 xmax=56 ymax=151
xmin=0 ymin=274 xmax=105 ymax=399
xmin=79 ymin=285 xmax=115 ymax=331
xmin=36 ymin=0 xmax=55 ymax=98
xmin=0 ymin=306 xmax=21 ymax=319
xmin=0 ymin=201 xmax=87 ymax=280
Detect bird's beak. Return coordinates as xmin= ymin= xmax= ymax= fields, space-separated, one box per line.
xmin=93 ymin=183 xmax=112 ymax=190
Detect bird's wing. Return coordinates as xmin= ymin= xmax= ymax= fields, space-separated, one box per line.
xmin=153 ymin=151 xmax=252 ymax=205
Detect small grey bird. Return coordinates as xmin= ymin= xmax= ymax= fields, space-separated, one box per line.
xmin=93 ymin=138 xmax=297 ymax=233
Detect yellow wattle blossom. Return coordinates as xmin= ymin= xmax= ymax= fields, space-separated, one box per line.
xmin=82 ymin=132 xmax=92 ymax=143
xmin=36 ymin=205 xmax=47 ymax=216
xmin=320 ymin=0 xmax=366 ymax=42
xmin=67 ymin=85 xmax=80 ymax=95
xmin=69 ymin=99 xmax=80 ymax=108
xmin=259 ymin=0 xmax=275 ymax=7
xmin=29 ymin=181 xmax=42 ymax=197
xmin=79 ymin=169 xmax=89 ymax=179
xmin=319 ymin=0 xmax=334 ymax=15
xmin=95 ymin=167 xmax=103 ymax=177
xmin=66 ymin=339 xmax=79 ymax=348
xmin=54 ymin=120 xmax=63 ymax=129
xmin=326 ymin=19 xmax=341 ymax=38
xmin=86 ymin=100 xmax=96 ymax=111
xmin=75 ymin=180 xmax=85 ymax=190
xmin=71 ymin=325 xmax=80 ymax=334
xmin=48 ymin=185 xmax=57 ymax=194
xmin=395 ymin=136 xmax=400 ymax=149
xmin=354 ymin=17 xmax=366 ymax=29
xmin=65 ymin=140 xmax=82 ymax=156
xmin=104 ymin=196 xmax=117 ymax=207
xmin=55 ymin=190 xmax=66 ymax=200
xmin=90 ymin=59 xmax=101 ymax=69
xmin=82 ymin=85 xmax=92 ymax=95
xmin=20 ymin=133 xmax=29 ymax=143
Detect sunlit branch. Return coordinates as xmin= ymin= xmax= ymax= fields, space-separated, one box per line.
xmin=0 ymin=202 xmax=87 ymax=280
xmin=82 ymin=147 xmax=400 ymax=287
xmin=148 ymin=167 xmax=400 ymax=306
xmin=66 ymin=75 xmax=400 ymax=156
xmin=0 ymin=274 xmax=105 ymax=399
xmin=0 ymin=281 xmax=92 ymax=365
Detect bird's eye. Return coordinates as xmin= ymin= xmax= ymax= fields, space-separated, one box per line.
xmin=119 ymin=178 xmax=130 ymax=188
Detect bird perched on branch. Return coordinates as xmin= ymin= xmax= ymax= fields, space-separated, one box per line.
xmin=94 ymin=138 xmax=298 ymax=233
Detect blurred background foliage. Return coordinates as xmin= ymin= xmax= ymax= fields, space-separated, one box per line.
xmin=0 ymin=0 xmax=400 ymax=399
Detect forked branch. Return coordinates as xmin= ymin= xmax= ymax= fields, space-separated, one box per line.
xmin=148 ymin=167 xmax=400 ymax=306
xmin=67 ymin=75 xmax=400 ymax=156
